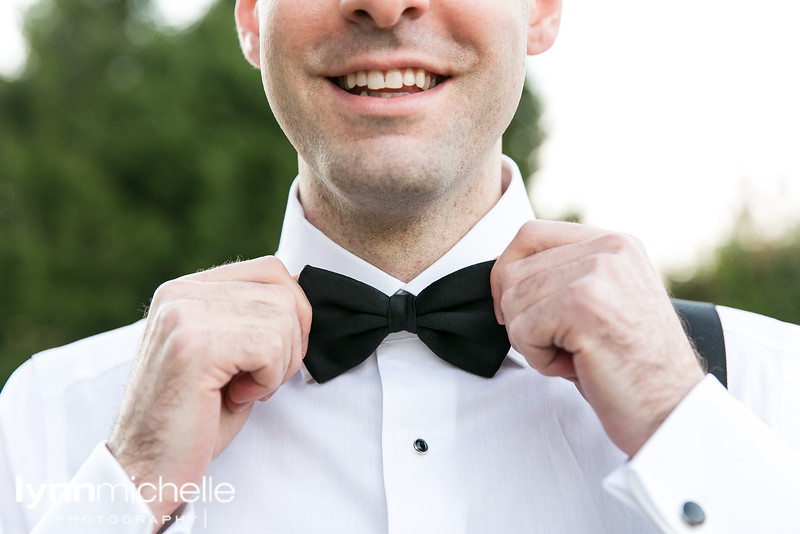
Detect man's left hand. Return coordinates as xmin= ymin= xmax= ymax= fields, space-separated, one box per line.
xmin=491 ymin=220 xmax=705 ymax=457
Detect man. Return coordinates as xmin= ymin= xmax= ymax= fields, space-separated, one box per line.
xmin=1 ymin=0 xmax=799 ymax=532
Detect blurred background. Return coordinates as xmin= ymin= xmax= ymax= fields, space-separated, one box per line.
xmin=1 ymin=0 xmax=799 ymax=388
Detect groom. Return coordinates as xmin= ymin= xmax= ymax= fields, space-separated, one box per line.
xmin=3 ymin=1 xmax=799 ymax=533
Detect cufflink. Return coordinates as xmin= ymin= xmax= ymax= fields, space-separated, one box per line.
xmin=682 ymin=501 xmax=705 ymax=526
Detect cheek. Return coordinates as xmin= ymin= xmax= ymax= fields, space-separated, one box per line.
xmin=258 ymin=0 xmax=336 ymax=52
xmin=257 ymin=2 xmax=337 ymax=99
xmin=467 ymin=22 xmax=529 ymax=135
xmin=441 ymin=0 xmax=529 ymax=44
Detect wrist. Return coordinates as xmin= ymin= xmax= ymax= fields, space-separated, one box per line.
xmin=106 ymin=440 xmax=183 ymax=524
xmin=630 ymin=368 xmax=706 ymax=457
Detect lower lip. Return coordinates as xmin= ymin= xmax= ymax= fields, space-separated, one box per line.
xmin=325 ymin=78 xmax=449 ymax=117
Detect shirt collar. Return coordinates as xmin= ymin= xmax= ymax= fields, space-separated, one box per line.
xmin=275 ymin=155 xmax=533 ymax=381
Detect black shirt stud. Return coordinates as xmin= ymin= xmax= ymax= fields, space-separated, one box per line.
xmin=682 ymin=501 xmax=705 ymax=526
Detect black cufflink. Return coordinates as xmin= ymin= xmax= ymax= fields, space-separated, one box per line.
xmin=682 ymin=501 xmax=705 ymax=526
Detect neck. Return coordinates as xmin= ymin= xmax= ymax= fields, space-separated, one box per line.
xmin=297 ymin=146 xmax=504 ymax=282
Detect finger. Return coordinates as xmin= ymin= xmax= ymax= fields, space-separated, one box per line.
xmin=157 ymin=256 xmax=313 ymax=356
xmin=149 ymin=297 xmax=297 ymax=336
xmin=167 ymin=319 xmax=294 ymax=389
xmin=226 ymin=371 xmax=282 ymax=410
xmin=495 ymin=220 xmax=607 ymax=274
xmin=225 ymin=373 xmax=260 ymax=412
xmin=497 ymin=231 xmax=646 ymax=298
xmin=186 ymin=255 xmax=312 ymax=340
xmin=184 ymin=256 xmax=292 ymax=284
xmin=150 ymin=279 xmax=308 ymax=327
xmin=150 ymin=279 xmax=293 ymax=311
xmin=498 ymin=253 xmax=607 ymax=325
xmin=220 ymin=325 xmax=294 ymax=409
xmin=491 ymin=221 xmax=607 ymax=323
xmin=505 ymin=289 xmax=585 ymax=376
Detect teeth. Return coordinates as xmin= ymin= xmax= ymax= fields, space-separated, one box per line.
xmin=403 ymin=68 xmax=416 ymax=86
xmin=415 ymin=69 xmax=426 ymax=89
xmin=337 ymin=68 xmax=443 ymax=96
xmin=367 ymin=70 xmax=384 ymax=90
xmin=385 ymin=69 xmax=403 ymax=89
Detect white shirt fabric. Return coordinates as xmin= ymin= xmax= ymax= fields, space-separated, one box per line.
xmin=1 ymin=157 xmax=799 ymax=533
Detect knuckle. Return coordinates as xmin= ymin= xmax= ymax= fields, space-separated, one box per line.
xmin=516 ymin=221 xmax=540 ymax=246
xmin=150 ymin=281 xmax=177 ymax=309
xmin=257 ymin=334 xmax=289 ymax=387
xmin=500 ymin=285 xmax=517 ymax=314
xmin=506 ymin=315 xmax=527 ymax=345
xmin=518 ymin=271 xmax=545 ymax=297
xmin=565 ymin=277 xmax=602 ymax=314
xmin=150 ymin=279 xmax=196 ymax=310
xmin=260 ymin=255 xmax=289 ymax=276
xmin=154 ymin=300 xmax=191 ymax=332
xmin=271 ymin=306 xmax=296 ymax=333
xmin=299 ymin=296 xmax=313 ymax=320
xmin=519 ymin=220 xmax=537 ymax=237
xmin=594 ymin=232 xmax=643 ymax=255
xmin=583 ymin=252 xmax=620 ymax=275
xmin=500 ymin=273 xmax=538 ymax=314
xmin=506 ymin=314 xmax=537 ymax=357
xmin=163 ymin=325 xmax=205 ymax=366
xmin=261 ymin=328 xmax=288 ymax=357
xmin=271 ymin=283 xmax=296 ymax=304
xmin=497 ymin=259 xmax=523 ymax=291
xmin=624 ymin=232 xmax=646 ymax=250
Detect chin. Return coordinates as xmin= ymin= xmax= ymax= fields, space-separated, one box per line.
xmin=339 ymin=167 xmax=446 ymax=213
xmin=320 ymin=149 xmax=461 ymax=210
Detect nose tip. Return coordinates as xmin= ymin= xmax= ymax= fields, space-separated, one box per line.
xmin=340 ymin=0 xmax=430 ymax=29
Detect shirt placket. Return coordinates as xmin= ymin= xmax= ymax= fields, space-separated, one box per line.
xmin=376 ymin=334 xmax=465 ymax=534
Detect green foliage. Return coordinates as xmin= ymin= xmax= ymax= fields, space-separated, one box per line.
xmin=0 ymin=0 xmax=545 ymax=387
xmin=669 ymin=225 xmax=800 ymax=324
xmin=505 ymin=79 xmax=545 ymax=183
xmin=0 ymin=0 xmax=297 ymax=386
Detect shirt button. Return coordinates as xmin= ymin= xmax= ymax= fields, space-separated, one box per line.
xmin=682 ymin=501 xmax=705 ymax=526
xmin=413 ymin=438 xmax=429 ymax=454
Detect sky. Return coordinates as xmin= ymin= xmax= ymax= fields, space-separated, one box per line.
xmin=2 ymin=0 xmax=799 ymax=275
xmin=528 ymin=0 xmax=800 ymax=274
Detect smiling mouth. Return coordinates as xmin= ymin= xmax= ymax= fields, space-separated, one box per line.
xmin=332 ymin=68 xmax=446 ymax=98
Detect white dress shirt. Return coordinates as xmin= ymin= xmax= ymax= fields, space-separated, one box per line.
xmin=1 ymin=157 xmax=799 ymax=533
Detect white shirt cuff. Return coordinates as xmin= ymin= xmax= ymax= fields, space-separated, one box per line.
xmin=31 ymin=442 xmax=196 ymax=533
xmin=603 ymin=374 xmax=800 ymax=533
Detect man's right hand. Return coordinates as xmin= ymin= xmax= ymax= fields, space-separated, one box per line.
xmin=107 ymin=256 xmax=311 ymax=525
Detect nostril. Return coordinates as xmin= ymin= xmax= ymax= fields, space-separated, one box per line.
xmin=340 ymin=0 xmax=429 ymax=29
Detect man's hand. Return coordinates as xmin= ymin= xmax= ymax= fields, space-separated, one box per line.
xmin=107 ymin=256 xmax=311 ymax=524
xmin=491 ymin=220 xmax=705 ymax=457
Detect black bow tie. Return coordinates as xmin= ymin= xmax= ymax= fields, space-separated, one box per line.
xmin=297 ymin=260 xmax=511 ymax=383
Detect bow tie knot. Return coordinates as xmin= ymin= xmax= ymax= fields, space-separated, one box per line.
xmin=388 ymin=292 xmax=417 ymax=334
xmin=297 ymin=261 xmax=511 ymax=383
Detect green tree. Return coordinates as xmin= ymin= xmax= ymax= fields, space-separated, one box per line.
xmin=669 ymin=224 xmax=800 ymax=324
xmin=0 ymin=0 xmax=545 ymax=387
xmin=0 ymin=0 xmax=297 ymax=385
